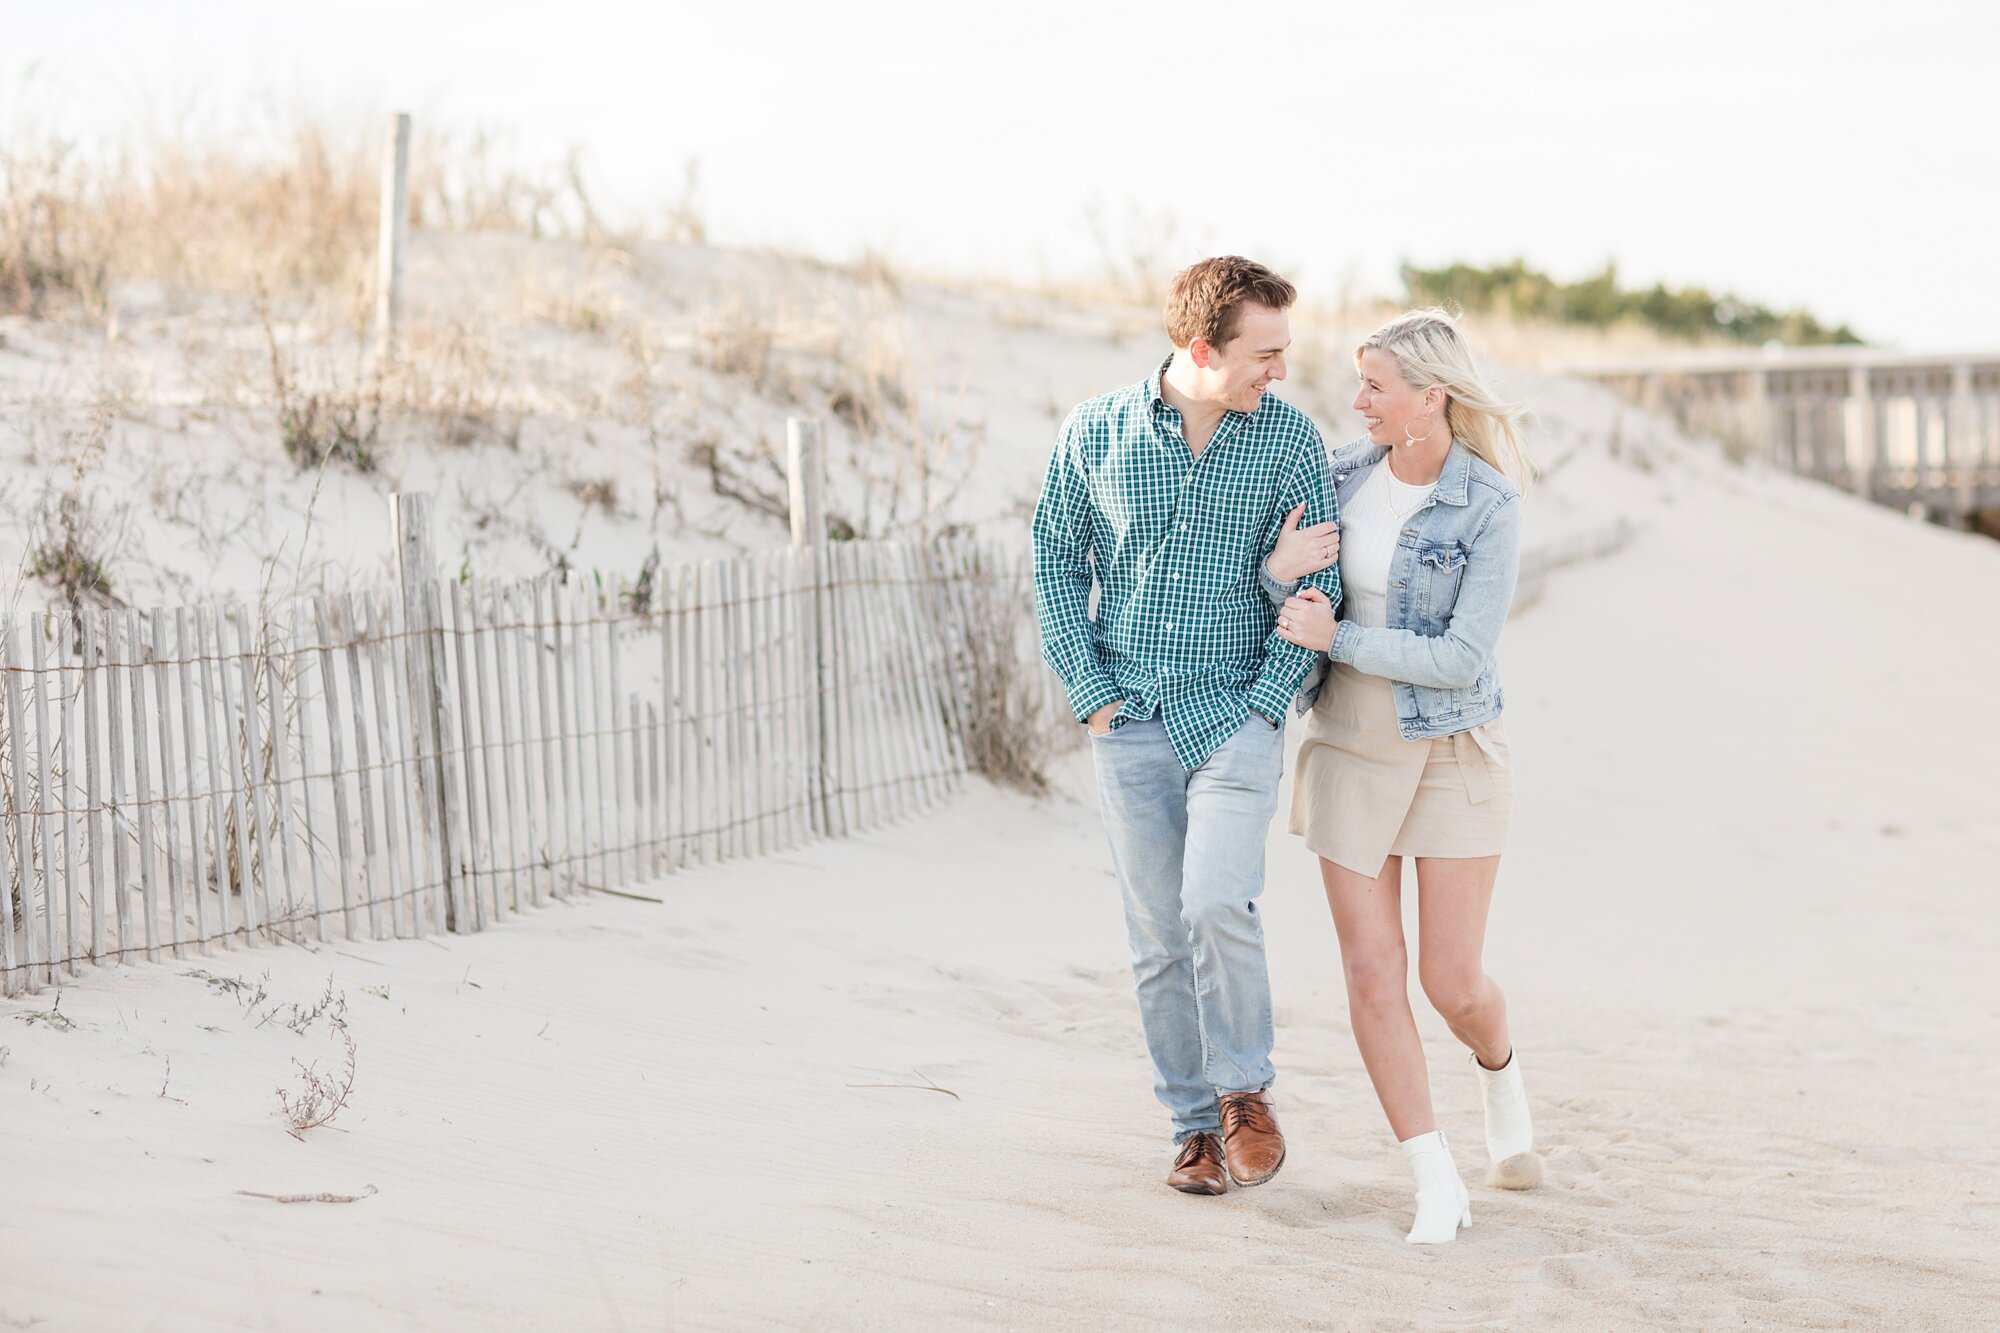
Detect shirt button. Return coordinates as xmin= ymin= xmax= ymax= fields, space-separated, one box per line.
xmin=1164 ymin=622 xmax=1175 ymax=631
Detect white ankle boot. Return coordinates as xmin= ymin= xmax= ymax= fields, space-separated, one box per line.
xmin=1472 ymin=1049 xmax=1543 ymax=1189
xmin=1398 ymin=1130 xmax=1471 ymax=1244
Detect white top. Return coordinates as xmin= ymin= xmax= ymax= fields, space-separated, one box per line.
xmin=1337 ymin=462 xmax=1437 ymax=629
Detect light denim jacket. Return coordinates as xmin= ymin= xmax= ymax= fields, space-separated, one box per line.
xmin=1262 ymin=438 xmax=1521 ymax=740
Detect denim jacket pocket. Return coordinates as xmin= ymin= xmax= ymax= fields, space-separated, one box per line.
xmin=1417 ymin=542 xmax=1470 ymax=616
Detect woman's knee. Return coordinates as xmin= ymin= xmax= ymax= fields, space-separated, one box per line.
xmin=1419 ymin=966 xmax=1490 ymax=1023
xmin=1342 ymin=946 xmax=1408 ymax=1009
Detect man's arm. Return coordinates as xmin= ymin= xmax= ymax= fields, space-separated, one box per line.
xmin=1246 ymin=435 xmax=1340 ymax=724
xmin=1031 ymin=416 xmax=1122 ymax=724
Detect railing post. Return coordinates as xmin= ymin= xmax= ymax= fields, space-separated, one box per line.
xmin=1739 ymin=367 xmax=1770 ymax=464
xmin=1845 ymin=363 xmax=1877 ymax=501
xmin=375 ymin=112 xmax=412 ymax=360
xmin=389 ymin=492 xmax=457 ymax=931
xmin=1949 ymin=362 xmax=1978 ymax=517
xmin=787 ymin=419 xmax=837 ymax=838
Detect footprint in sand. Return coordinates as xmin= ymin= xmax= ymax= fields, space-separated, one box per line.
xmin=1538 ymin=1253 xmax=1621 ymax=1291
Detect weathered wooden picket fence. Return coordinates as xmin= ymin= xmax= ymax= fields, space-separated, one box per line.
xmin=0 ymin=495 xmax=1034 ymax=997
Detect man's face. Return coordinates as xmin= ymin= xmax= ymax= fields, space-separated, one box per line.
xmin=1198 ymin=303 xmax=1290 ymax=413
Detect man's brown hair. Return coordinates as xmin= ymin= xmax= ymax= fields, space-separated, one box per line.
xmin=1163 ymin=256 xmax=1297 ymax=350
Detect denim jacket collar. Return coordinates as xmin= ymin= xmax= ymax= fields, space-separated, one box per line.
xmin=1329 ymin=437 xmax=1473 ymax=507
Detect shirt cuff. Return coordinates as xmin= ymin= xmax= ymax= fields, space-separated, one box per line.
xmin=1258 ymin=563 xmax=1300 ymax=603
xmin=1244 ymin=671 xmax=1297 ymax=728
xmin=1065 ymin=672 xmax=1124 ymax=725
xmin=1328 ymin=620 xmax=1360 ymax=664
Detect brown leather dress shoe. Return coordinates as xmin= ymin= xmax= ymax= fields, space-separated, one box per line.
xmin=1219 ymin=1091 xmax=1285 ymax=1186
xmin=1166 ymin=1132 xmax=1229 ymax=1195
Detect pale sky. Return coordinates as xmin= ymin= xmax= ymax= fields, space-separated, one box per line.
xmin=11 ymin=0 xmax=1999 ymax=348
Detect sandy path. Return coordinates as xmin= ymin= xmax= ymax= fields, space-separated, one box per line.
xmin=4 ymin=448 xmax=1997 ymax=1330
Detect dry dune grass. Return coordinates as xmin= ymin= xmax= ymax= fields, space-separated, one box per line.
xmin=0 ymin=116 xmax=605 ymax=318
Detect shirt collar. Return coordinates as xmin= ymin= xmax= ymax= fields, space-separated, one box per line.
xmin=1434 ymin=440 xmax=1472 ymax=506
xmin=1148 ymin=355 xmax=1249 ymax=449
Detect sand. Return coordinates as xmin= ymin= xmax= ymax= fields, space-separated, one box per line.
xmin=4 ymin=388 xmax=1997 ymax=1330
xmin=3 ymin=230 xmax=1997 ymax=1328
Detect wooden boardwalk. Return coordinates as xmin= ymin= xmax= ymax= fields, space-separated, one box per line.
xmin=1574 ymin=348 xmax=2000 ymax=524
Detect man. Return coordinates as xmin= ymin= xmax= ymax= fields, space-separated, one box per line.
xmin=1032 ymin=256 xmax=1340 ymax=1195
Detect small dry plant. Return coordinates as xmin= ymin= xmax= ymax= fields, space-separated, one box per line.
xmin=17 ymin=991 xmax=77 ymax=1031
xmin=277 ymin=1024 xmax=356 ymax=1140
xmin=941 ymin=550 xmax=1061 ymax=793
xmin=26 ymin=405 xmax=128 ymax=610
xmin=385 ymin=318 xmax=520 ymax=449
xmin=258 ymin=295 xmax=381 ymax=473
xmin=696 ymin=299 xmax=778 ymax=390
xmin=0 ymin=134 xmax=108 ymax=315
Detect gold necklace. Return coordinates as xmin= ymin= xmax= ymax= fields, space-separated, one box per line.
xmin=1384 ymin=473 xmax=1432 ymax=522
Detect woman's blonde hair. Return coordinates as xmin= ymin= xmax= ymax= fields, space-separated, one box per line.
xmin=1358 ymin=309 xmax=1534 ymax=493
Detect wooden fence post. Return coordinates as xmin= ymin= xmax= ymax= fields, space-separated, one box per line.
xmin=787 ymin=418 xmax=835 ymax=838
xmin=375 ymin=111 xmax=412 ymax=358
xmin=390 ymin=492 xmax=457 ymax=931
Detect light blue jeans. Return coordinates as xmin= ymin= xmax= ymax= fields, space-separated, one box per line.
xmin=1091 ymin=712 xmax=1284 ymax=1142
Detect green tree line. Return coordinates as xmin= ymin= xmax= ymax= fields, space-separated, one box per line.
xmin=1401 ymin=260 xmax=1862 ymax=346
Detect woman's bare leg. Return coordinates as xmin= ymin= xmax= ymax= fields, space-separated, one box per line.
xmin=1411 ymin=855 xmax=1511 ymax=1070
xmin=1320 ymin=855 xmax=1434 ymax=1141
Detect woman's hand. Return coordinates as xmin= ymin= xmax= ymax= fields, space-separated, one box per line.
xmin=1274 ymin=586 xmax=1337 ymax=652
xmin=1264 ymin=504 xmax=1340 ymax=582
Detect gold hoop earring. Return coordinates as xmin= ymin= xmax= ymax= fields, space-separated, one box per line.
xmin=1402 ymin=415 xmax=1435 ymax=448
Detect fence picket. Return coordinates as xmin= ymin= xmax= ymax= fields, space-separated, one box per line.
xmin=286 ymin=607 xmax=327 ymax=942
xmin=2 ymin=617 xmax=34 ymax=989
xmin=603 ymin=583 xmax=629 ymax=887
xmin=487 ymin=581 xmax=526 ymax=914
xmin=30 ymin=615 xmax=60 ymax=981
xmin=446 ymin=580 xmax=489 ymax=928
xmin=467 ymin=581 xmax=509 ymax=921
xmin=364 ymin=592 xmax=414 ymax=936
xmin=144 ymin=612 xmax=188 ymax=960
xmin=59 ymin=614 xmax=82 ymax=976
xmin=197 ymin=609 xmax=243 ymax=949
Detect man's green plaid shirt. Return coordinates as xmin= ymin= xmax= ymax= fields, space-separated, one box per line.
xmin=1032 ymin=359 xmax=1341 ymax=769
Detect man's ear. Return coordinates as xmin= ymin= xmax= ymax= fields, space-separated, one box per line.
xmin=1188 ymin=337 xmax=1213 ymax=369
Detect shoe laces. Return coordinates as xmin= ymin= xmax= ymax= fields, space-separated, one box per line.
xmin=1220 ymin=1094 xmax=1276 ymax=1139
xmin=1174 ymin=1133 xmax=1223 ymax=1170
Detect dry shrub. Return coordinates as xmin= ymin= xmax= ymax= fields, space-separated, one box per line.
xmin=697 ymin=300 xmax=778 ymax=389
xmin=276 ymin=1025 xmax=356 ymax=1140
xmin=939 ymin=546 xmax=1062 ymax=793
xmin=1 ymin=115 xmax=609 ymax=317
xmin=386 ymin=318 xmax=519 ymax=449
xmin=259 ymin=299 xmax=380 ymax=473
xmin=569 ymin=476 xmax=619 ymax=513
xmin=0 ymin=136 xmax=107 ymax=314
xmin=27 ymin=406 xmax=128 ymax=609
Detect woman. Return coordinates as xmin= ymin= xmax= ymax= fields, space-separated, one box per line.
xmin=1263 ymin=309 xmax=1540 ymax=1244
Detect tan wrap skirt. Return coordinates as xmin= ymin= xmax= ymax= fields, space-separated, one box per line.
xmin=1288 ymin=661 xmax=1511 ymax=877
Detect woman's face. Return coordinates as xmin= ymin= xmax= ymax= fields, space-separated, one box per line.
xmin=1351 ymin=347 xmax=1438 ymax=447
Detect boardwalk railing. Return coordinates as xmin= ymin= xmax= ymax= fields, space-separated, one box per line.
xmin=1573 ymin=348 xmax=2000 ymax=522
xmin=0 ymin=522 xmax=1038 ymax=996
